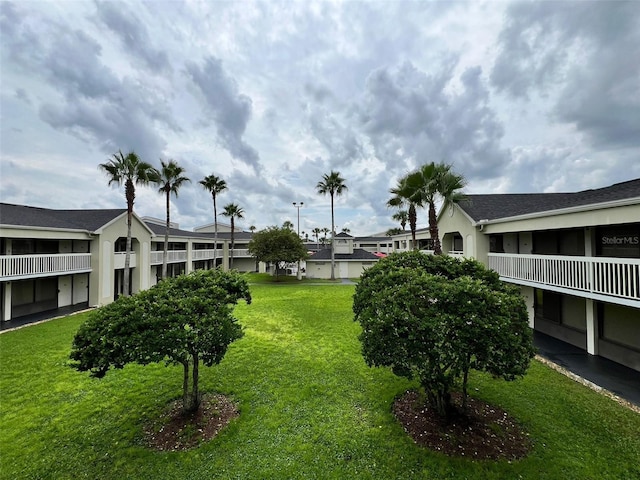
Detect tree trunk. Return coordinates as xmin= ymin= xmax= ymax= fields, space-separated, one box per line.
xmin=409 ymin=203 xmax=417 ymax=250
xmin=213 ymin=194 xmax=218 ymax=269
xmin=427 ymin=387 xmax=453 ymax=421
xmin=124 ymin=211 xmax=132 ymax=297
xmin=182 ymin=360 xmax=190 ymax=413
xmin=462 ymin=364 xmax=470 ymax=412
xmin=162 ymin=189 xmax=169 ymax=279
xmin=429 ymin=201 xmax=442 ymax=255
xmin=330 ymin=194 xmax=335 ymax=280
xmin=230 ymin=217 xmax=235 ymax=270
xmin=191 ymin=352 xmax=200 ymax=412
xmin=123 ymin=179 xmax=134 ymax=297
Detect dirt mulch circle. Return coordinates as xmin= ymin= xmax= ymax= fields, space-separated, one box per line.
xmin=392 ymin=390 xmax=532 ymax=460
xmin=144 ymin=393 xmax=239 ymax=451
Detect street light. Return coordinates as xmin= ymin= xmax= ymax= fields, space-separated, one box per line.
xmin=293 ymin=202 xmax=304 ymax=279
xmin=293 ymin=202 xmax=304 ymax=236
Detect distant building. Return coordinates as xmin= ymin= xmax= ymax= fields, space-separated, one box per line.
xmin=0 ymin=203 xmax=261 ymax=325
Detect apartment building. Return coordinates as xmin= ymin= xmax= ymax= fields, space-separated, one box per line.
xmin=0 ymin=203 xmax=258 ymax=325
xmin=437 ymin=178 xmax=640 ymax=371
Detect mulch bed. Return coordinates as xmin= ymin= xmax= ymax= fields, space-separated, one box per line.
xmin=144 ymin=394 xmax=239 ymax=451
xmin=392 ymin=390 xmax=532 ymax=460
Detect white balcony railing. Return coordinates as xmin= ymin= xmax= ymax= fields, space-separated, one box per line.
xmin=192 ymin=249 xmax=224 ymax=261
xmin=230 ymin=249 xmax=251 ymax=258
xmin=488 ymin=253 xmax=640 ymax=302
xmin=0 ymin=253 xmax=92 ymax=281
xmin=150 ymin=250 xmax=188 ymax=265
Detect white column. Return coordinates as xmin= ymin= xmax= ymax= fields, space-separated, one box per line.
xmin=586 ymin=299 xmax=598 ymax=355
xmin=2 ymin=282 xmax=12 ymax=322
xmin=186 ymin=240 xmax=193 ymax=274
xmin=584 ymin=227 xmax=598 ymax=355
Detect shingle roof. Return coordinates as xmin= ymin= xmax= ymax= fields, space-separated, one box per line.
xmin=144 ymin=221 xmax=211 ymax=238
xmin=308 ymin=248 xmax=380 ymax=261
xmin=0 ymin=203 xmax=126 ymax=231
xmin=458 ymin=178 xmax=640 ymax=222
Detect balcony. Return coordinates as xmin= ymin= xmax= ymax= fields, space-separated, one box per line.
xmin=192 ymin=249 xmax=224 ymax=261
xmin=0 ymin=253 xmax=92 ymax=281
xmin=488 ymin=253 xmax=640 ymax=307
xmin=150 ymin=250 xmax=187 ymax=265
xmin=231 ymin=249 xmax=251 ymax=258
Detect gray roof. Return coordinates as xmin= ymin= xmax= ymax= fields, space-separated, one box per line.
xmin=355 ymin=236 xmax=392 ymax=242
xmin=0 ymin=203 xmax=126 ymax=231
xmin=458 ymin=178 xmax=640 ymax=222
xmin=308 ymin=248 xmax=380 ymax=261
xmin=144 ymin=221 xmax=216 ymax=239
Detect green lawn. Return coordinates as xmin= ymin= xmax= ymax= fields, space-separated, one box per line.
xmin=1 ymin=284 xmax=639 ymax=479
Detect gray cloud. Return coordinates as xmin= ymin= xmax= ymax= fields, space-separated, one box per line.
xmin=355 ymin=60 xmax=509 ymax=178
xmin=94 ymin=0 xmax=170 ymax=73
xmin=185 ymin=56 xmax=261 ymax=171
xmin=492 ymin=1 xmax=640 ymax=149
xmin=1 ymin=4 xmax=174 ymax=162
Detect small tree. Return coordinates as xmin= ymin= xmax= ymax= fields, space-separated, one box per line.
xmin=70 ymin=269 xmax=251 ymax=413
xmin=248 ymin=226 xmax=309 ymax=278
xmin=353 ymin=251 xmax=535 ymax=420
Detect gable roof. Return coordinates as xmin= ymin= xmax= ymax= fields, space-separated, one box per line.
xmin=308 ymin=248 xmax=380 ymax=261
xmin=458 ymin=178 xmax=640 ymax=222
xmin=0 ymin=203 xmax=126 ymax=231
xmin=143 ymin=221 xmax=254 ymax=241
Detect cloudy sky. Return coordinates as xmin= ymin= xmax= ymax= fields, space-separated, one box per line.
xmin=1 ymin=1 xmax=639 ymax=235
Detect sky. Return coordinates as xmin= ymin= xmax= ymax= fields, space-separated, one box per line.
xmin=1 ymin=0 xmax=639 ymax=236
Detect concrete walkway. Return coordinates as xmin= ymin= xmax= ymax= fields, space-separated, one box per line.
xmin=534 ymin=331 xmax=640 ymax=411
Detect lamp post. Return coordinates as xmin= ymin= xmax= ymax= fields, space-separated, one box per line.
xmin=293 ymin=202 xmax=304 ymax=280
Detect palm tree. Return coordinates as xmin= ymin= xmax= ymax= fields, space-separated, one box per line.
xmin=321 ymin=227 xmax=330 ymax=242
xmin=341 ymin=227 xmax=351 ymax=234
xmin=282 ymin=220 xmax=294 ymax=230
xmin=249 ymin=225 xmax=257 ymax=233
xmin=392 ymin=210 xmax=409 ymax=231
xmin=156 ymin=159 xmax=190 ymax=279
xmin=390 ymin=163 xmax=466 ymax=254
xmin=99 ymin=150 xmax=158 ymax=297
xmin=317 ymin=171 xmax=348 ymax=279
xmin=222 ymin=203 xmax=245 ymax=269
xmin=387 ymin=173 xmax=424 ymax=251
xmin=429 ymin=163 xmax=466 ymax=254
xmin=199 ymin=174 xmax=227 ymax=268
xmin=312 ymin=227 xmax=321 ymax=249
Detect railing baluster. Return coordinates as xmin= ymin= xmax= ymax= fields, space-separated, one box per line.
xmin=487 ymin=253 xmax=638 ymax=301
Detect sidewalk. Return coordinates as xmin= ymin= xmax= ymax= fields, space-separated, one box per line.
xmin=533 ymin=331 xmax=640 ymax=411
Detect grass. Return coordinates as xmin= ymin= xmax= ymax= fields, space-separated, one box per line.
xmin=242 ymin=272 xmax=342 ymax=284
xmin=1 ymin=284 xmax=639 ymax=479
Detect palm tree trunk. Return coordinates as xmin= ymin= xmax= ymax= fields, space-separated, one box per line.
xmin=162 ymin=189 xmax=169 ymax=279
xmin=124 ymin=211 xmax=132 ymax=296
xmin=428 ymin=201 xmax=442 ymax=255
xmin=213 ymin=194 xmax=218 ymax=269
xmin=330 ymin=194 xmax=335 ymax=280
xmin=409 ymin=203 xmax=417 ymax=251
xmin=123 ymin=178 xmax=134 ymax=297
xmin=230 ymin=217 xmax=235 ymax=269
